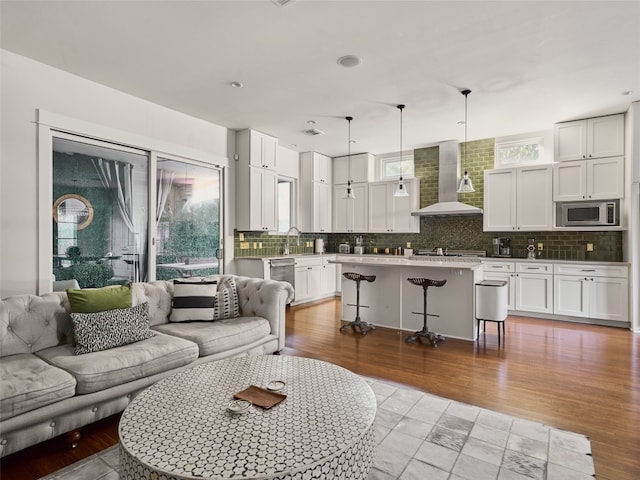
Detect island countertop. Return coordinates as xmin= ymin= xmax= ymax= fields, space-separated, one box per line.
xmin=331 ymin=254 xmax=483 ymax=270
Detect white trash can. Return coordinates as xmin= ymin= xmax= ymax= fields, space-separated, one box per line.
xmin=475 ymin=280 xmax=508 ymax=322
xmin=475 ymin=280 xmax=508 ymax=344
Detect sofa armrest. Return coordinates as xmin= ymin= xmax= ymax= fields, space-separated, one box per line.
xmin=232 ymin=275 xmax=294 ymax=351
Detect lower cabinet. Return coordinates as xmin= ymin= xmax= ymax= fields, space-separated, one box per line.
xmin=293 ymin=255 xmax=337 ymax=304
xmin=482 ymin=262 xmax=515 ymax=310
xmin=514 ymin=263 xmax=553 ymax=314
xmin=553 ymin=264 xmax=629 ymax=322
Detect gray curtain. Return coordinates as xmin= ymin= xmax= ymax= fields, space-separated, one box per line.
xmin=92 ymin=158 xmax=136 ymax=233
xmin=156 ymin=169 xmax=175 ymax=228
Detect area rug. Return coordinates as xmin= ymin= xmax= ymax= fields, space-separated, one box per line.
xmin=40 ymin=378 xmax=595 ymax=480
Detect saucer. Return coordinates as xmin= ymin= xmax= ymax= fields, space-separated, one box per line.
xmin=227 ymin=399 xmax=252 ymax=414
xmin=265 ymin=380 xmax=286 ymax=391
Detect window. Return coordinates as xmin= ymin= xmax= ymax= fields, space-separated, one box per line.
xmin=495 ymin=138 xmax=545 ymax=168
xmin=277 ymin=178 xmax=294 ymax=232
xmin=379 ymin=152 xmax=414 ymax=180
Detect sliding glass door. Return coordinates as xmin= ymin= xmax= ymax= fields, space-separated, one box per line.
xmin=52 ymin=136 xmax=149 ymax=287
xmin=51 ymin=137 xmax=223 ymax=287
xmin=155 ymin=158 xmax=222 ymax=280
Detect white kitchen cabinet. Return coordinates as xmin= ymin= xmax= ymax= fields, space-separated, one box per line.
xmin=236 ymin=129 xmax=279 ymax=231
xmin=294 ymin=255 xmax=336 ymax=304
xmin=554 ymin=114 xmax=624 ymax=162
xmin=514 ymin=262 xmax=553 ymax=314
xmin=368 ymin=178 xmax=419 ymax=233
xmin=484 ymin=165 xmax=553 ymax=232
xmin=553 ymin=264 xmax=629 ymax=322
xmin=553 ymin=156 xmax=624 ymax=201
xmin=482 ymin=261 xmax=516 ymax=310
xmin=235 ymin=166 xmax=278 ymax=231
xmin=333 ymin=153 xmax=375 ymax=185
xmin=321 ymin=258 xmax=337 ymax=294
xmin=300 ymin=152 xmax=332 ymax=232
xmin=242 ymin=129 xmax=277 ymax=169
xmin=333 ymin=183 xmax=368 ymax=233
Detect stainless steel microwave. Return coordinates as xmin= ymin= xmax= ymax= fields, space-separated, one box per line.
xmin=556 ymin=200 xmax=619 ymax=227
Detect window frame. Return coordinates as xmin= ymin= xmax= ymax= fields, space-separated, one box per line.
xmin=379 ymin=151 xmax=415 ymax=180
xmin=494 ymin=137 xmax=546 ymax=168
xmin=37 ymin=110 xmax=228 ymax=294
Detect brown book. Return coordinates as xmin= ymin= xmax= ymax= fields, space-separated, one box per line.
xmin=234 ymin=385 xmax=286 ymax=409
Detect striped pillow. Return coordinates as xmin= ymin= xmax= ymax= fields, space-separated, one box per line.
xmin=170 ymin=280 xmax=218 ymax=322
xmin=213 ymin=277 xmax=240 ymax=321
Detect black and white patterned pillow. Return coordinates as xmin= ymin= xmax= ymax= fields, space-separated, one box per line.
xmin=170 ymin=280 xmax=218 ymax=322
xmin=71 ymin=302 xmax=155 ymax=355
xmin=213 ymin=277 xmax=240 ymax=321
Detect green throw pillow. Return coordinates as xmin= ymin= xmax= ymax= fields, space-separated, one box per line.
xmin=67 ymin=284 xmax=133 ymax=313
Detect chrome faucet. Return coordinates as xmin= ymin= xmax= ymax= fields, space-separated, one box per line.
xmin=284 ymin=226 xmax=301 ymax=255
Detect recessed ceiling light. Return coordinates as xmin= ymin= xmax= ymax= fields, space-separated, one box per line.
xmin=230 ymin=81 xmax=243 ymax=88
xmin=307 ymin=120 xmax=316 ymax=125
xmin=622 ymin=90 xmax=632 ymax=96
xmin=337 ymin=55 xmax=362 ymax=68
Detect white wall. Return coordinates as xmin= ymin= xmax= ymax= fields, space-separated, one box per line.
xmin=0 ymin=50 xmax=233 ymax=297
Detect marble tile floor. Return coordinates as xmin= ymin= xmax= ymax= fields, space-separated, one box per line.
xmin=40 ymin=378 xmax=595 ymax=480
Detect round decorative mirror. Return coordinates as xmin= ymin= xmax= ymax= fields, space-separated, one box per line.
xmin=52 ymin=194 xmax=94 ymax=230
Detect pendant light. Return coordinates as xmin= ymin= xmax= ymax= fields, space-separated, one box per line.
xmin=457 ymin=89 xmax=475 ymax=193
xmin=394 ymin=104 xmax=409 ymax=197
xmin=343 ymin=116 xmax=356 ymax=199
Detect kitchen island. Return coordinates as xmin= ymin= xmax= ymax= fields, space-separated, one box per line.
xmin=330 ymin=255 xmax=484 ymax=341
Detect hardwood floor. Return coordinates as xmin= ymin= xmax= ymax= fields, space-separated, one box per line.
xmin=2 ymin=297 xmax=639 ymax=480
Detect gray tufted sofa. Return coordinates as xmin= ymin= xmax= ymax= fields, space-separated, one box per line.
xmin=0 ymin=275 xmax=294 ymax=457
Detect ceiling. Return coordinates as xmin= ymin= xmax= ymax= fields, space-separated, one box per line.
xmin=2 ymin=0 xmax=639 ymax=157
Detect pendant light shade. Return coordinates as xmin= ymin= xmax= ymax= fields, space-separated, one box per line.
xmin=343 ymin=116 xmax=356 ymax=200
xmin=394 ymin=104 xmax=409 ymax=197
xmin=457 ymin=89 xmax=475 ymax=193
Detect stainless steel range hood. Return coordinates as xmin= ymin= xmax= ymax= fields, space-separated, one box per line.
xmin=411 ymin=140 xmax=483 ymax=217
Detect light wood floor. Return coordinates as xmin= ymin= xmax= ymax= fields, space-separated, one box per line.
xmin=2 ymin=298 xmax=639 ymax=480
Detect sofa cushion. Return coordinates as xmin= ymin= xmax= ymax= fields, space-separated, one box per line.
xmin=71 ymin=302 xmax=155 ymax=355
xmin=0 ymin=353 xmax=76 ymax=421
xmin=153 ymin=316 xmax=270 ymax=357
xmin=67 ymin=284 xmax=132 ymax=313
xmin=170 ymin=280 xmax=218 ymax=322
xmin=36 ymin=333 xmax=199 ymax=394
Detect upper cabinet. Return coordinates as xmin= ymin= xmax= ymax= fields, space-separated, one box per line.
xmin=299 ymin=152 xmax=332 ymax=232
xmin=553 ymin=156 xmax=624 ymax=201
xmin=368 ymin=178 xmax=420 ymax=233
xmin=236 ymin=129 xmax=279 ymax=231
xmin=243 ymin=129 xmax=278 ymax=169
xmin=333 ymin=153 xmax=375 ymax=184
xmin=484 ymin=165 xmax=553 ymax=232
xmin=308 ymin=151 xmax=332 ymax=183
xmin=333 ymin=183 xmax=368 ymax=233
xmin=554 ymin=114 xmax=624 ymax=162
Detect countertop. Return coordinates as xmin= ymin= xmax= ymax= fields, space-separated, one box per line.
xmin=235 ymin=253 xmax=628 ymax=267
xmin=330 ymin=255 xmax=483 ymax=270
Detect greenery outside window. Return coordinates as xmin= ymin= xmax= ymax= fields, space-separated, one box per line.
xmin=495 ymin=138 xmax=545 ymax=168
xmin=380 ymin=152 xmax=414 ymax=180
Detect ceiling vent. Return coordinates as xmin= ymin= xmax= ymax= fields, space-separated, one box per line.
xmin=303 ymin=128 xmax=325 ymax=136
xmin=271 ymin=0 xmax=297 ymax=7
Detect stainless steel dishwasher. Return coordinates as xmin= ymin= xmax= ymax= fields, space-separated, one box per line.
xmin=270 ymin=257 xmax=295 ymax=303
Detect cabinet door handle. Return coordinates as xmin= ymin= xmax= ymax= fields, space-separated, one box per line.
xmin=526 ymin=267 xmax=540 ymax=270
xmin=581 ymin=269 xmax=596 ymax=272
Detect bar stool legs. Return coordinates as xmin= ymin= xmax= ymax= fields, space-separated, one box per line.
xmin=340 ymin=272 xmax=376 ymax=335
xmin=406 ymin=278 xmax=447 ymax=347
